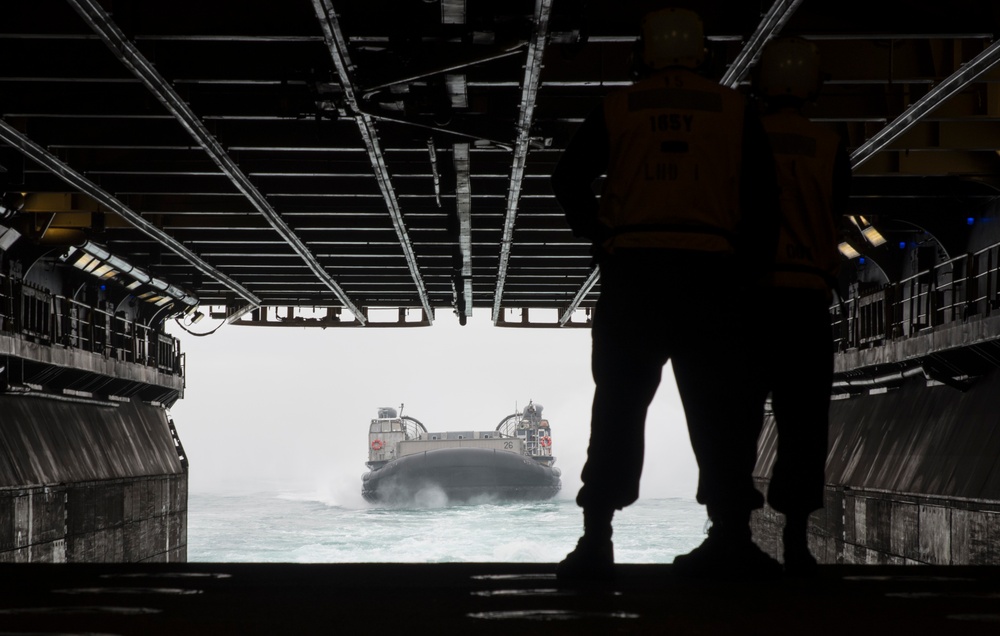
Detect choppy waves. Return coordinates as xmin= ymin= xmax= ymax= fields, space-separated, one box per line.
xmin=188 ymin=491 xmax=707 ymax=564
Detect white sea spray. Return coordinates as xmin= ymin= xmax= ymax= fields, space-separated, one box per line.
xmin=188 ymin=491 xmax=708 ymax=564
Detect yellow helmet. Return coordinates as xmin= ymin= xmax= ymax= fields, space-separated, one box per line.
xmin=640 ymin=8 xmax=705 ymax=70
xmin=759 ymin=37 xmax=821 ymax=100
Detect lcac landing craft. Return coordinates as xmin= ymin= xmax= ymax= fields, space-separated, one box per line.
xmin=361 ymin=402 xmax=561 ymax=504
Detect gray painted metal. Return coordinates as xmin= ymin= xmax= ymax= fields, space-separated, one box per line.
xmin=559 ymin=267 xmax=599 ymax=326
xmin=0 ymin=396 xmax=183 ymax=486
xmin=756 ymin=370 xmax=1000 ymax=501
xmin=454 ymin=143 xmax=473 ymax=321
xmin=312 ymin=0 xmax=433 ymax=324
xmin=491 ymin=0 xmax=554 ymax=324
xmin=65 ymin=0 xmax=361 ymax=321
xmin=0 ymin=474 xmax=187 ymax=563
xmin=0 ymin=121 xmax=261 ymax=307
xmin=720 ymin=0 xmax=805 ymax=88
xmin=850 ymin=38 xmax=1000 ymax=168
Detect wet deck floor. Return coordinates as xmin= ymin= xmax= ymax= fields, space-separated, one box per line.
xmin=1 ymin=562 xmax=999 ymax=634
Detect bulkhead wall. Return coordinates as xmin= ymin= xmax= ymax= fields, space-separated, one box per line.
xmin=752 ymin=369 xmax=1000 ymax=565
xmin=0 ymin=395 xmax=186 ymax=562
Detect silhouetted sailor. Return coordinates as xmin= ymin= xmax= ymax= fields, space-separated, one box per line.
xmin=551 ymin=7 xmax=781 ymax=581
xmin=751 ymin=37 xmax=851 ymax=575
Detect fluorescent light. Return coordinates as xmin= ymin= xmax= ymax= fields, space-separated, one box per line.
xmin=92 ymin=263 xmax=115 ymax=278
xmin=61 ymin=241 xmax=199 ymax=309
xmin=73 ymin=253 xmax=95 ymax=270
xmin=861 ymin=226 xmax=886 ymax=247
xmin=838 ymin=242 xmax=861 ymax=259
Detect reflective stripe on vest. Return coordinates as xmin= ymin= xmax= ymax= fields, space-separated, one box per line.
xmin=762 ymin=110 xmax=842 ymax=291
xmin=598 ymin=69 xmax=746 ymax=253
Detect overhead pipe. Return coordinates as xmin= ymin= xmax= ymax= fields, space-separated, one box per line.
xmin=831 ymin=366 xmax=928 ymax=391
xmin=66 ymin=0 xmax=364 ymax=324
xmin=312 ymin=0 xmax=434 ymax=323
xmin=360 ymin=44 xmax=527 ymax=100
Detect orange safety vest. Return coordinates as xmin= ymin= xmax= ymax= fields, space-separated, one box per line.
xmin=598 ymin=69 xmax=747 ymax=253
xmin=761 ymin=109 xmax=841 ymax=293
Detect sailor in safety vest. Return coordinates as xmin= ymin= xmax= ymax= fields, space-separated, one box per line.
xmin=551 ymin=7 xmax=782 ymax=581
xmin=752 ymin=37 xmax=851 ymax=575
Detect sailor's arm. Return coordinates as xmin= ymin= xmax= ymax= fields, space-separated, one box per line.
xmin=551 ymin=105 xmax=610 ymax=242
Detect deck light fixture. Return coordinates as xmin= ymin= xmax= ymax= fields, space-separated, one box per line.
xmin=850 ymin=215 xmax=887 ymax=247
xmin=861 ymin=225 xmax=887 ymax=247
xmin=61 ymin=241 xmax=198 ymax=308
xmin=838 ymin=241 xmax=861 ymax=259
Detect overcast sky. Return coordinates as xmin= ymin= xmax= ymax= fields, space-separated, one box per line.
xmin=166 ymin=310 xmax=699 ymax=508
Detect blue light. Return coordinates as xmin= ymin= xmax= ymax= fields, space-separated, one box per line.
xmin=968 ymin=217 xmax=975 ymax=225
xmin=899 ymin=241 xmax=907 ymax=249
xmin=859 ymin=257 xmax=866 ymax=264
xmin=99 ymin=284 xmax=106 ymax=291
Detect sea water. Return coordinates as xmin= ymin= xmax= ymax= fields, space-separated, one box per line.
xmin=188 ymin=491 xmax=708 ymax=563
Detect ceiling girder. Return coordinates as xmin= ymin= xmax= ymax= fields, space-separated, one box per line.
xmin=720 ymin=0 xmax=805 ymax=88
xmin=559 ymin=267 xmax=599 ymax=326
xmin=0 ymin=120 xmax=261 ymax=307
xmin=311 ymin=0 xmax=435 ymax=324
xmin=64 ymin=0 xmax=366 ymax=323
xmin=453 ymin=142 xmax=473 ymax=323
xmin=851 ymin=38 xmax=1000 ymax=168
xmin=491 ymin=0 xmax=554 ymax=324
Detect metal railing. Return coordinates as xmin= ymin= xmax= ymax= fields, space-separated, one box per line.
xmin=832 ymin=241 xmax=1000 ymax=352
xmin=0 ymin=272 xmax=183 ymax=377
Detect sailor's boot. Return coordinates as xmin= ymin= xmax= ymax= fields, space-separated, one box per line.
xmin=672 ymin=512 xmax=781 ymax=580
xmin=556 ymin=508 xmax=615 ymax=582
xmin=782 ymin=512 xmax=818 ymax=576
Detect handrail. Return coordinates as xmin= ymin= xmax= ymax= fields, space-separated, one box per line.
xmin=0 ymin=271 xmax=183 ymax=378
xmin=831 ymin=239 xmax=1000 ymax=353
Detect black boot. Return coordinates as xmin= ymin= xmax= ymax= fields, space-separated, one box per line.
xmin=673 ymin=513 xmax=781 ymax=580
xmin=556 ymin=508 xmax=615 ymax=582
xmin=782 ymin=513 xmax=818 ymax=576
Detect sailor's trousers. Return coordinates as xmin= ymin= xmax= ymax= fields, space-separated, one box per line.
xmin=752 ymin=287 xmax=832 ymax=516
xmin=576 ymin=251 xmax=765 ymax=520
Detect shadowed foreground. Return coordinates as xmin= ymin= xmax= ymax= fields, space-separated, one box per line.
xmin=1 ymin=563 xmax=999 ymax=634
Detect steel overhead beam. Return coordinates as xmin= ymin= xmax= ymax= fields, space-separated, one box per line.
xmin=66 ymin=0 xmax=365 ymax=324
xmin=491 ymin=0 xmax=554 ymax=324
xmin=311 ymin=0 xmax=434 ymax=324
xmin=0 ymin=120 xmax=261 ymax=306
xmin=720 ymin=0 xmax=804 ymax=88
xmin=558 ymin=267 xmax=599 ymax=326
xmin=453 ymin=143 xmax=473 ymax=323
xmin=559 ymin=1 xmax=800 ymax=323
xmin=851 ymin=38 xmax=1000 ymax=169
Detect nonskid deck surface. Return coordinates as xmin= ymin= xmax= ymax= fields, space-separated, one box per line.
xmin=2 ymin=562 xmax=999 ymax=635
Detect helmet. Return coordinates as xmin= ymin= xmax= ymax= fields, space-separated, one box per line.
xmin=758 ymin=37 xmax=821 ymax=101
xmin=640 ymin=8 xmax=705 ymax=70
